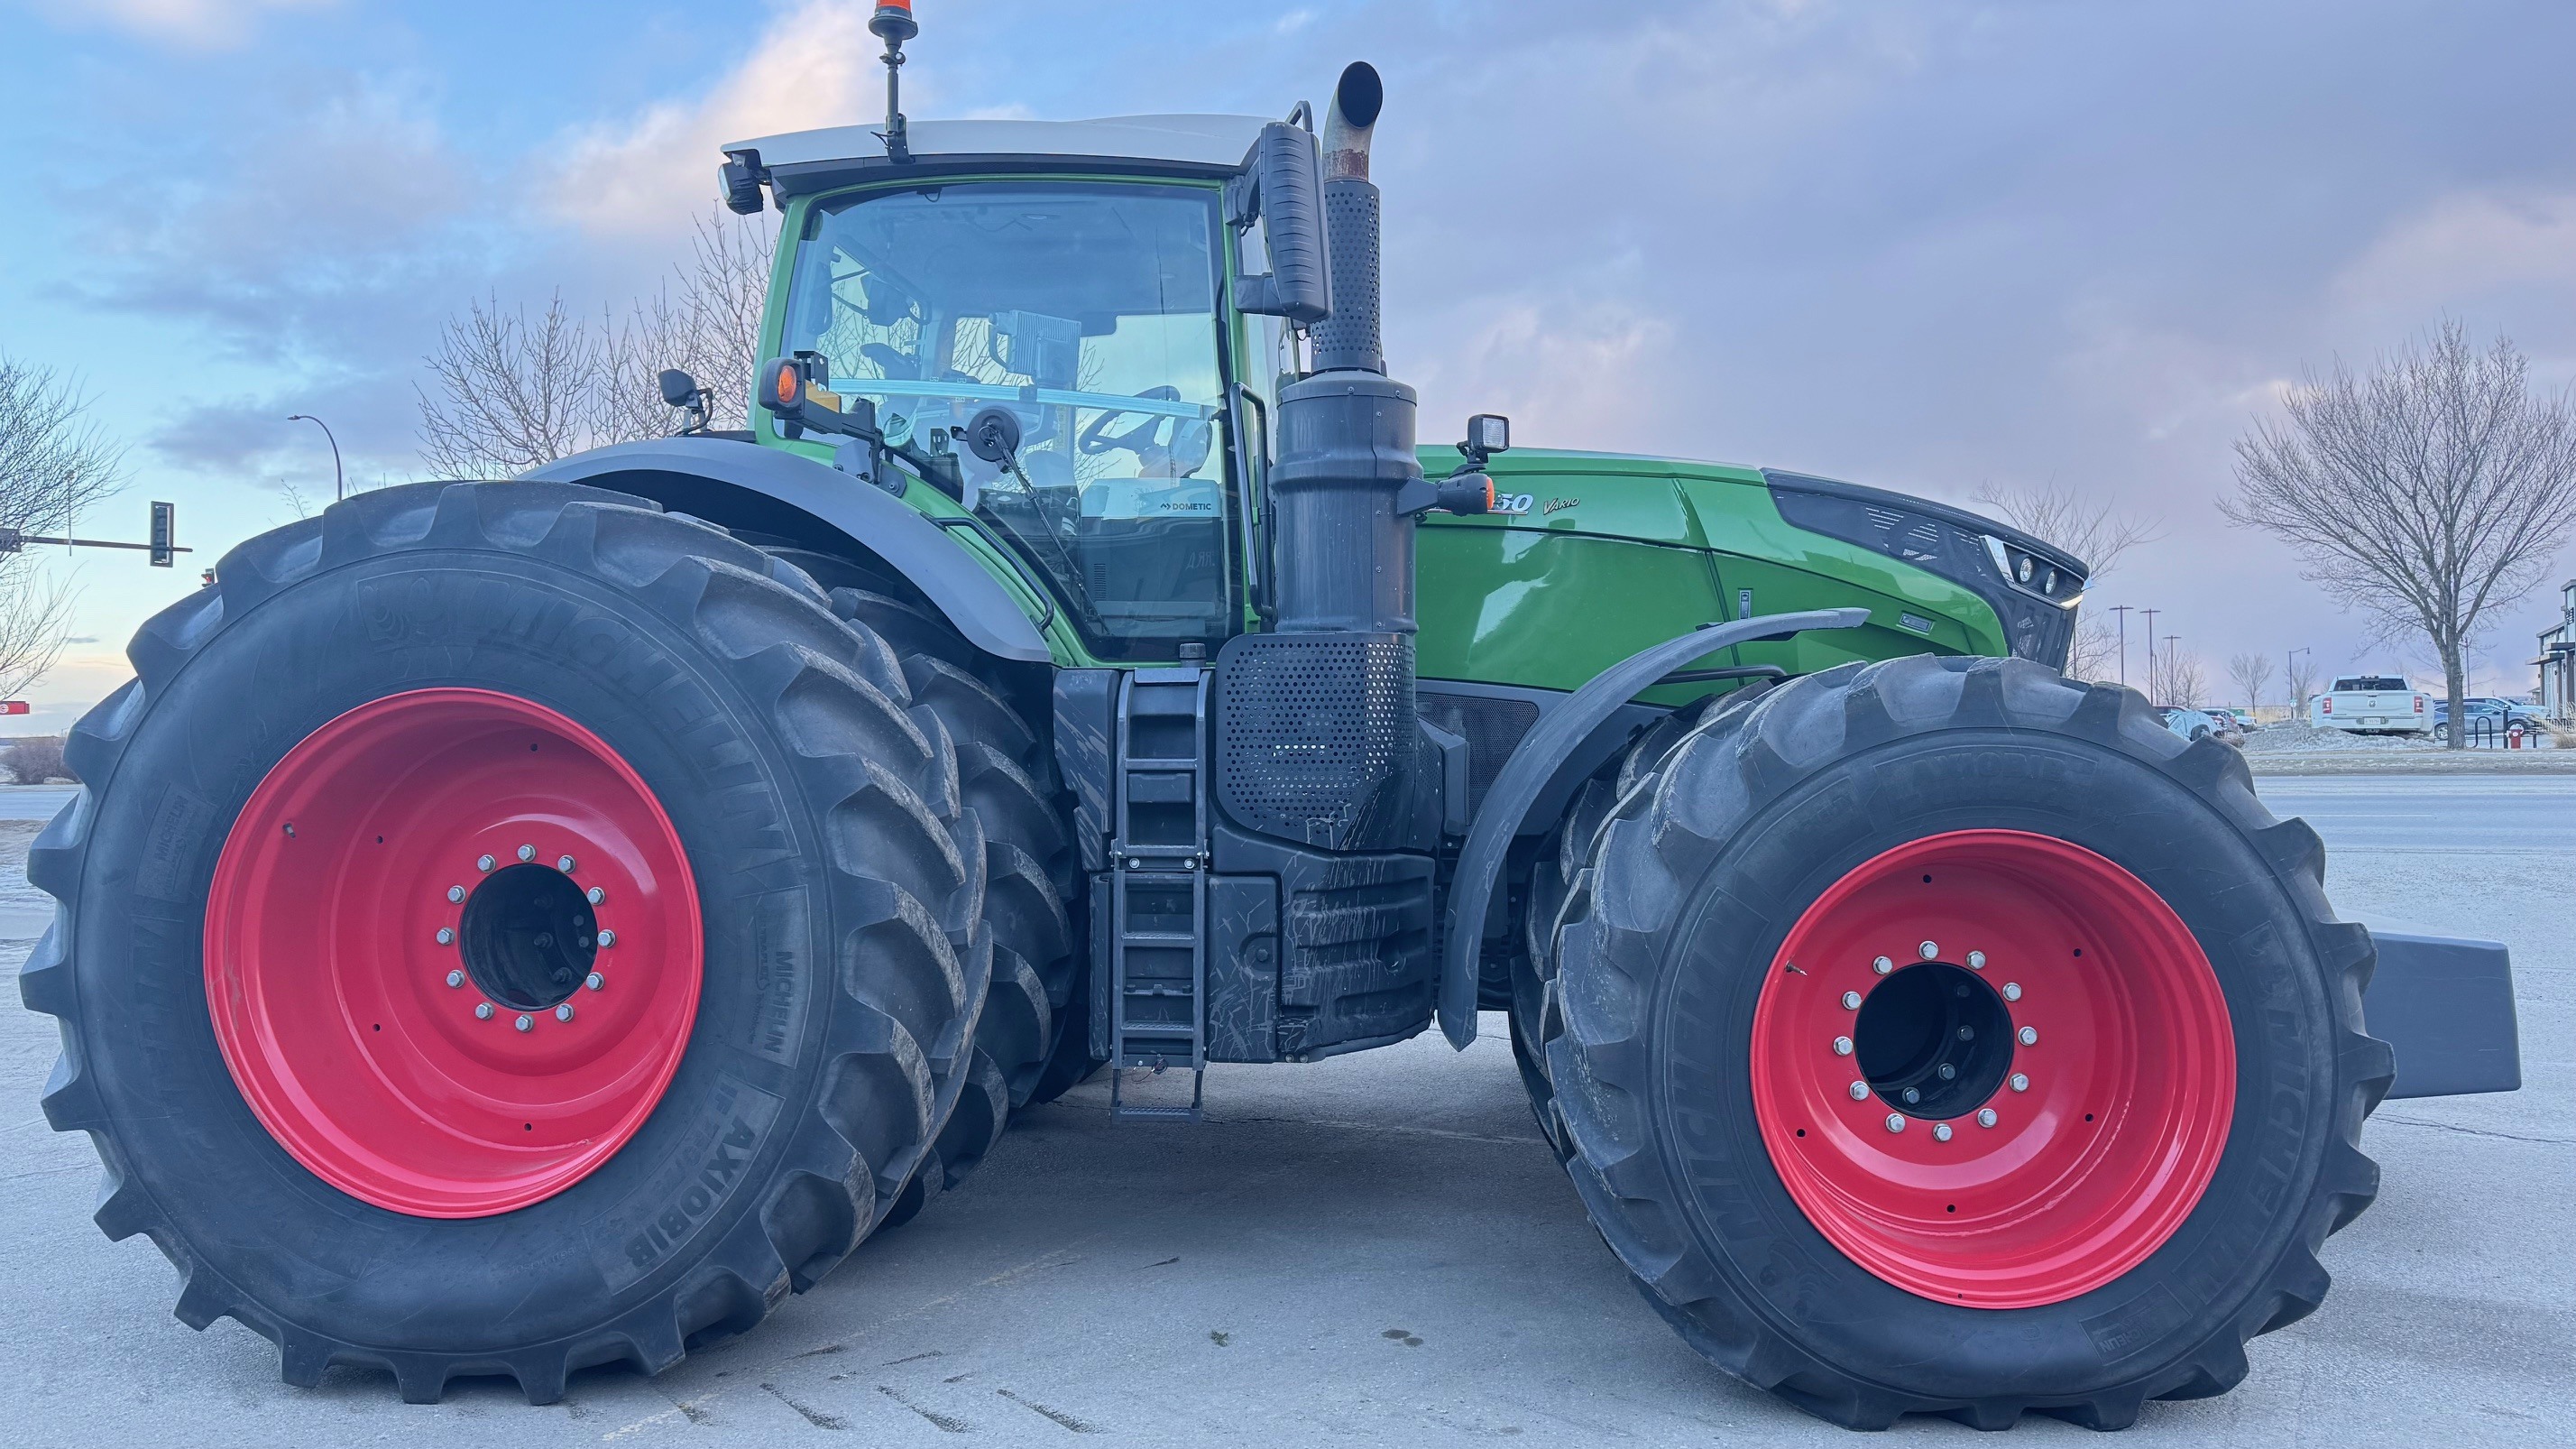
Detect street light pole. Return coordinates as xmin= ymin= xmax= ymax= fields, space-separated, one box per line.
xmin=2108 ymin=605 xmax=2134 ymax=686
xmin=287 ymin=414 xmax=344 ymax=503
xmin=2139 ymin=608 xmax=2160 ymax=697
xmin=2162 ymin=634 xmax=2182 ymax=703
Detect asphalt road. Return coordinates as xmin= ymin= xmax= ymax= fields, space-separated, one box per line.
xmin=1 ymin=775 xmax=2566 ymax=1446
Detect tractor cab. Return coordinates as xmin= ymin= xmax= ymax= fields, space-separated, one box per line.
xmin=723 ymin=115 xmax=1290 ymax=661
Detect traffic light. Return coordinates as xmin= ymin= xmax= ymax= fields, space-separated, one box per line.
xmin=150 ymin=502 xmax=175 ymax=568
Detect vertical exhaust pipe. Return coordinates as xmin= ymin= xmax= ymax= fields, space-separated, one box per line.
xmin=1269 ymin=60 xmax=1419 ymax=636
xmin=1311 ymin=63 xmax=1386 ymax=376
xmin=1219 ymin=61 xmax=1433 ymax=859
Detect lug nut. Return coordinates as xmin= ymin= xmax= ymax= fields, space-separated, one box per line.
xmin=557 ymin=854 xmax=577 ymax=872
xmin=555 ymin=1003 xmax=575 ymax=1022
xmin=2019 ymin=1026 xmax=2039 ymax=1047
xmin=516 ymin=844 xmax=534 ymax=863
xmin=1884 ymin=1113 xmax=1906 ymax=1133
xmin=585 ymin=972 xmax=604 ymax=992
xmin=436 ymin=928 xmax=455 ymax=946
xmin=514 ymin=1014 xmax=534 ymax=1033
xmin=1901 ymin=1087 xmax=1920 ymax=1105
xmin=1978 ymin=1107 xmax=1999 ymax=1128
xmin=1937 ymin=1063 xmax=1956 ymax=1081
xmin=2010 ymin=1073 xmax=2030 ymax=1093
xmin=1957 ymin=1025 xmax=1975 ymax=1041
xmin=1918 ymin=940 xmax=1939 ymax=961
xmin=2002 ymin=982 xmax=2023 ymax=1002
xmin=1933 ymin=1122 xmax=1953 ymax=1142
xmin=1840 ymin=990 xmax=1863 ymax=1011
xmin=474 ymin=1002 xmax=494 ymax=1020
xmin=477 ymin=854 xmax=496 ymax=872
xmin=1872 ymin=955 xmax=1892 ymax=975
xmin=597 ymin=928 xmax=617 ymax=948
xmin=1966 ymin=950 xmax=1987 ymax=969
xmin=1832 ymin=1036 xmax=1854 ymax=1057
xmin=446 ymin=970 xmax=464 ymax=988
xmin=1848 ymin=1080 xmax=1870 ymax=1101
xmin=585 ymin=885 xmax=606 ymax=905
xmin=447 ymin=885 xmax=465 ymax=903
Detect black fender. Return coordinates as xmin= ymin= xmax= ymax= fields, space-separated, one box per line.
xmin=1436 ymin=607 xmax=1871 ymax=1048
xmin=524 ymin=437 xmax=1052 ymax=663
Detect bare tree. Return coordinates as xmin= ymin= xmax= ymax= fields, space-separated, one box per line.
xmin=2 ymin=357 xmax=126 ymax=697
xmin=2148 ymin=641 xmax=2207 ymax=708
xmin=417 ymin=212 xmax=777 ymax=477
xmin=2225 ymin=321 xmax=2576 ymax=748
xmin=1971 ymin=481 xmax=2162 ymax=683
xmin=2226 ymin=651 xmax=2275 ymax=711
xmin=2285 ymin=651 xmax=2319 ymax=717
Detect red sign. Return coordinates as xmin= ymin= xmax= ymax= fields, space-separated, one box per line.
xmin=0 ymin=701 xmax=29 ymax=715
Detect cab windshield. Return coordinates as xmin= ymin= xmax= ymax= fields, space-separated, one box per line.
xmin=782 ymin=181 xmax=1234 ymax=660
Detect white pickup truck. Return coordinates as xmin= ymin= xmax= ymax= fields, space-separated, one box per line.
xmin=2310 ymin=674 xmax=2432 ymax=734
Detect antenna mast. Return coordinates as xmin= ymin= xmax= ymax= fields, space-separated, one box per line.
xmin=871 ymin=2 xmax=918 ymax=164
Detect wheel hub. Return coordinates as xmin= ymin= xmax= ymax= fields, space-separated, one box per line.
xmin=1853 ymin=961 xmax=2013 ymax=1119
xmin=205 ymin=688 xmax=701 ymax=1218
xmin=1747 ymin=829 xmax=2235 ymax=1307
xmin=459 ymin=863 xmax=599 ymax=1011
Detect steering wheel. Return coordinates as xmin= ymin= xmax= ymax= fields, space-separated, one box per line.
xmin=1079 ymin=385 xmax=1188 ymax=457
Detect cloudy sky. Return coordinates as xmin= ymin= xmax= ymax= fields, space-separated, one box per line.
xmin=6 ymin=0 xmax=2575 ymax=730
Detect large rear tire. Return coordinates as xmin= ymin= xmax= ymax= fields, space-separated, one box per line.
xmin=755 ymin=558 xmax=1092 ymax=1227
xmin=22 ymin=482 xmax=993 ymax=1402
xmin=1526 ymin=655 xmax=2389 ymax=1430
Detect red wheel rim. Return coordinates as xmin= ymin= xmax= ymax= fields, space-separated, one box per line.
xmin=206 ymin=688 xmax=702 ymax=1218
xmin=1748 ymin=829 xmax=2233 ymax=1307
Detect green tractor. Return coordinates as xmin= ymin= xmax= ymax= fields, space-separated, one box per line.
xmin=24 ymin=12 xmax=2518 ymax=1430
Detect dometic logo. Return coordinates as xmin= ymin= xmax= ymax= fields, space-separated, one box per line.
xmin=598 ymin=1077 xmax=781 ymax=1287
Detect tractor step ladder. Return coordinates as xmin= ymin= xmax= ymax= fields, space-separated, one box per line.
xmin=1108 ymin=665 xmax=1211 ymax=1121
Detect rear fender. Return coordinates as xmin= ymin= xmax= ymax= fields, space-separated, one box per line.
xmin=525 ymin=437 xmax=1051 ymax=663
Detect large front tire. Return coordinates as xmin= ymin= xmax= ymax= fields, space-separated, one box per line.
xmin=1530 ymin=655 xmax=2389 ymax=1430
xmin=23 ymin=482 xmax=993 ymax=1402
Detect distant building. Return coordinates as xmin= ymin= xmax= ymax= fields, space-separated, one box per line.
xmin=2540 ymin=577 xmax=2576 ymax=720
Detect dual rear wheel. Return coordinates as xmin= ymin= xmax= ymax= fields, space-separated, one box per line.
xmin=23 ymin=481 xmax=1076 ymax=1401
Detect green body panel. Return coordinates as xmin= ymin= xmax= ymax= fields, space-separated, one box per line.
xmin=750 ymin=175 xmax=2014 ymax=688
xmin=1416 ymin=448 xmax=2010 ymax=704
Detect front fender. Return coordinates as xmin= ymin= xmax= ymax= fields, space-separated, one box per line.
xmin=1436 ymin=607 xmax=1872 ymax=1048
xmin=526 ymin=437 xmax=1051 ymax=663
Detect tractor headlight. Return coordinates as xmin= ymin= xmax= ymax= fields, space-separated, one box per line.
xmin=1985 ymin=536 xmax=2083 ymax=609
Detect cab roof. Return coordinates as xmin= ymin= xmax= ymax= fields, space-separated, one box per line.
xmin=725 ymin=114 xmax=1276 ymax=198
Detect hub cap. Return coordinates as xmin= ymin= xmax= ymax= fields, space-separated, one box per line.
xmin=205 ymin=688 xmax=702 ymax=1217
xmin=1748 ymin=829 xmax=2234 ymax=1306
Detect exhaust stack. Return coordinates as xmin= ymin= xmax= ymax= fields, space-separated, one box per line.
xmin=1309 ymin=63 xmax=1388 ymax=377
xmin=1219 ymin=60 xmax=1432 ymax=858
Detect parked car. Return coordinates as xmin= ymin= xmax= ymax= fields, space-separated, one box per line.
xmin=2310 ymin=674 xmax=2432 ymax=734
xmin=2154 ymin=706 xmax=2238 ymax=743
xmin=2431 ymin=697 xmax=2544 ymax=743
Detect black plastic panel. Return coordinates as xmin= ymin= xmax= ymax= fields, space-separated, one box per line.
xmin=1216 ymin=632 xmax=1421 ymax=852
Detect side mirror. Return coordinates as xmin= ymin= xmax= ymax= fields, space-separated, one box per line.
xmin=658 ymin=369 xmax=703 ymax=408
xmin=1228 ymin=122 xmax=1332 ymax=326
xmin=961 ymin=405 xmax=1023 ymax=466
xmin=1459 ymin=412 xmax=1510 ymax=468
